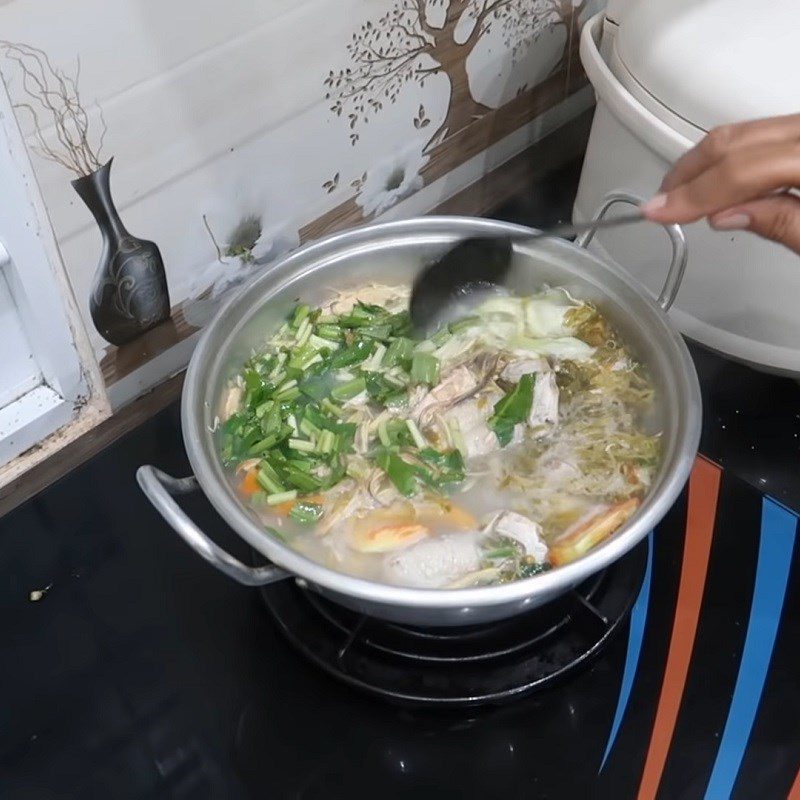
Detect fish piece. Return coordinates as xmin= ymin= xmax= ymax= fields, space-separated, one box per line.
xmin=368 ymin=468 xmax=402 ymax=506
xmin=500 ymin=357 xmax=549 ymax=383
xmin=220 ymin=384 xmax=242 ymax=421
xmin=383 ymin=535 xmax=483 ymax=588
xmin=324 ymin=283 xmax=409 ymax=315
xmin=484 ymin=510 xmax=548 ymax=564
xmin=529 ymin=370 xmax=559 ymax=428
xmin=316 ymin=485 xmax=375 ymax=535
xmin=413 ymin=365 xmax=479 ymax=424
xmin=549 ymin=498 xmax=639 ymax=566
xmin=464 ymin=351 xmax=500 ymax=385
xmin=443 ymin=399 xmax=498 ymax=459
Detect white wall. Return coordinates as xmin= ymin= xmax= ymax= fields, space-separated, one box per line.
xmin=0 ymin=0 xmax=598 ymax=408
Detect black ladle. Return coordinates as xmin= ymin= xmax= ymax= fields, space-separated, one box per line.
xmin=409 ymin=211 xmax=645 ymax=335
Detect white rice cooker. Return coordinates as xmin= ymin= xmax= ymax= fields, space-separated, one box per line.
xmin=574 ymin=0 xmax=800 ymax=375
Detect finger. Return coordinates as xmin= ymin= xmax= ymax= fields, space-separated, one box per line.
xmin=660 ymin=113 xmax=800 ymax=192
xmin=710 ymin=193 xmax=800 ymax=255
xmin=642 ymin=141 xmax=800 ymax=224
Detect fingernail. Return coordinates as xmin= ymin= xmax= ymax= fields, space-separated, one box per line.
xmin=641 ymin=193 xmax=668 ymax=215
xmin=711 ymin=212 xmax=751 ymax=230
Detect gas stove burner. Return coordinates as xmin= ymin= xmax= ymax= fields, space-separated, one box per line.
xmin=256 ymin=541 xmax=647 ymax=707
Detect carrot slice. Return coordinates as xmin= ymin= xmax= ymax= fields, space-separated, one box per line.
xmin=549 ymin=498 xmax=640 ymax=566
xmin=239 ymin=468 xmax=260 ymax=497
xmin=350 ymin=523 xmax=428 ymax=553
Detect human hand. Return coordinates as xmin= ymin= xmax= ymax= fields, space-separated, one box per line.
xmin=640 ymin=113 xmax=800 ymax=255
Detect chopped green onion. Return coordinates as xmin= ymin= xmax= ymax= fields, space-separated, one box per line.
xmin=360 ymin=324 xmax=392 ymax=340
xmin=289 ymin=438 xmax=316 ymax=453
xmin=274 ymin=386 xmax=301 ymax=402
xmin=248 ymin=434 xmax=279 ymax=456
xmin=284 ymin=468 xmax=321 ymax=492
xmin=266 ymin=490 xmax=297 ymax=506
xmin=377 ymin=419 xmax=391 ymax=448
xmin=430 ymin=327 xmax=451 ymax=347
xmin=382 ymin=337 xmax=414 ymax=369
xmin=338 ymin=313 xmax=372 ymax=328
xmin=301 ymin=353 xmax=323 ymax=370
xmin=405 ymin=419 xmax=427 ymax=449
xmin=331 ymin=376 xmax=366 ymax=401
xmin=318 ymin=429 xmax=336 ymax=454
xmin=410 ymin=352 xmax=440 ymax=386
xmin=295 ymin=319 xmax=312 ymax=348
xmin=256 ymin=466 xmax=284 ymax=494
xmin=316 ymin=314 xmax=339 ymax=325
xmin=367 ymin=343 xmax=387 ymax=371
xmin=315 ymin=324 xmax=342 ymax=340
xmin=267 ymin=353 xmax=287 ymax=381
xmin=275 ymin=378 xmax=297 ymax=394
xmin=321 ymin=398 xmax=346 ymax=418
xmin=255 ymin=399 xmax=273 ymax=419
xmin=291 ymin=304 xmax=311 ymax=327
xmin=300 ymin=374 xmax=333 ymax=402
xmin=299 ymin=417 xmax=321 ymax=439
xmin=309 ymin=333 xmax=339 ymax=350
xmin=331 ymin=339 xmax=373 ymax=369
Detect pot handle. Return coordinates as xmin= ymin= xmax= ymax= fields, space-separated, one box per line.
xmin=575 ymin=190 xmax=688 ymax=312
xmin=136 ymin=465 xmax=291 ymax=587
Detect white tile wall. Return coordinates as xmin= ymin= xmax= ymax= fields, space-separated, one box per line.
xmin=0 ymin=0 xmax=599 ymax=407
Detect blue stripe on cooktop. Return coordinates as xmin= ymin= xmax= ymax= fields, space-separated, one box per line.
xmin=599 ymin=533 xmax=653 ymax=772
xmin=703 ymin=497 xmax=798 ymax=800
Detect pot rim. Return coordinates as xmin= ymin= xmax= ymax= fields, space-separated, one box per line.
xmin=182 ymin=215 xmax=701 ymax=610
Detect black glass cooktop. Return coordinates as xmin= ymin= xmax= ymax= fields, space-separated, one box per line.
xmin=1 ymin=159 xmax=800 ymax=799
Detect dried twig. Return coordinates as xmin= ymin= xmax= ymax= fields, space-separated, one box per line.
xmin=202 ymin=214 xmax=228 ymax=264
xmin=0 ymin=41 xmax=107 ymax=176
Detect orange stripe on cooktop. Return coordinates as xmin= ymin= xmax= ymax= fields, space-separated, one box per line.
xmin=637 ymin=457 xmax=722 ymax=800
xmin=788 ymin=768 xmax=800 ymax=800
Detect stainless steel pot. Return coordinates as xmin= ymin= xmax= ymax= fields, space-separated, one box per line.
xmin=138 ymin=191 xmax=701 ymax=626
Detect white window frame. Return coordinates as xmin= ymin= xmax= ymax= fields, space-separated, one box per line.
xmin=0 ymin=78 xmax=101 ymax=466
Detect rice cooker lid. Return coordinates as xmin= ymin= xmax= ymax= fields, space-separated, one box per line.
xmin=615 ymin=0 xmax=800 ymax=132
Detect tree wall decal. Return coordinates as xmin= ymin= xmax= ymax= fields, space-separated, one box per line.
xmin=325 ymin=0 xmax=587 ymax=154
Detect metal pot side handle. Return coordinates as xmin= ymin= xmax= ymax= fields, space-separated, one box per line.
xmin=575 ymin=190 xmax=688 ymax=312
xmin=136 ymin=465 xmax=290 ymax=587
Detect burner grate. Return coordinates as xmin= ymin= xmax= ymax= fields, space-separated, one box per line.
xmin=256 ymin=541 xmax=647 ymax=707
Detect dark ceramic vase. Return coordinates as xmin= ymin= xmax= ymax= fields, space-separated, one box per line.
xmin=72 ymin=158 xmax=170 ymax=347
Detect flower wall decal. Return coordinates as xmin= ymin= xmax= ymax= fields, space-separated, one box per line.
xmin=354 ymin=144 xmax=429 ymax=218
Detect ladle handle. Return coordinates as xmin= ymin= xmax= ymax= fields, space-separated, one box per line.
xmin=575 ymin=191 xmax=688 ymax=312
xmin=136 ymin=465 xmax=291 ymax=586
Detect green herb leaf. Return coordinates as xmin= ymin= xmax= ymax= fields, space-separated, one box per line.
xmin=376 ymin=450 xmax=420 ymax=497
xmin=290 ymin=501 xmax=324 ymax=525
xmin=410 ymin=352 xmax=440 ymax=386
xmin=489 ymin=374 xmax=534 ymax=447
xmin=331 ymin=339 xmax=373 ymax=369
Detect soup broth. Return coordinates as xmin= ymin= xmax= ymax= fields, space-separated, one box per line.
xmin=218 ymin=283 xmax=660 ymax=589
